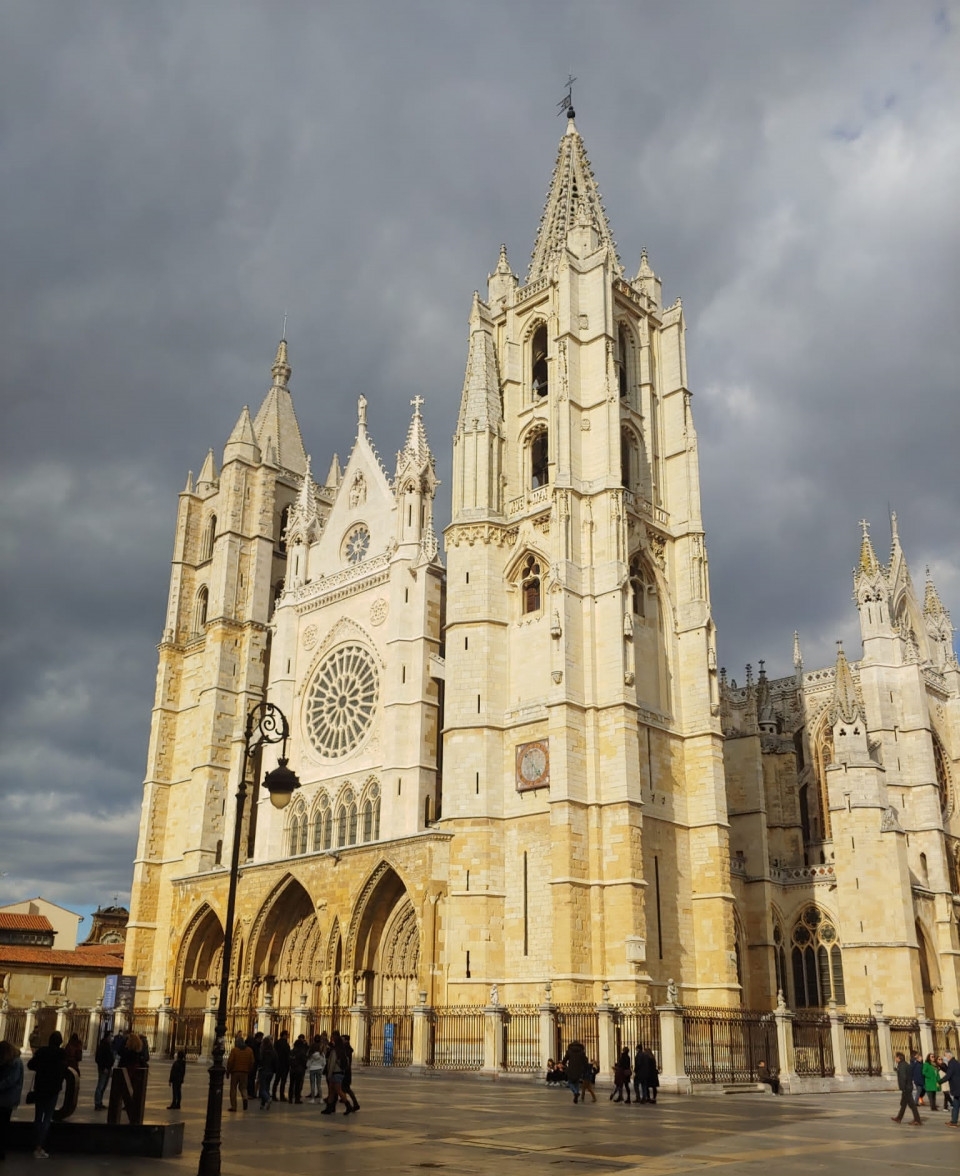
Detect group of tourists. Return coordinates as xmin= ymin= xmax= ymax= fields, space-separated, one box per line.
xmin=225 ymin=1028 xmax=359 ymax=1115
xmin=547 ymin=1042 xmax=660 ymax=1106
xmin=892 ymin=1050 xmax=960 ymax=1127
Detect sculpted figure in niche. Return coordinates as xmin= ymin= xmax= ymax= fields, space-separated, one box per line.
xmin=350 ymin=473 xmax=367 ymax=508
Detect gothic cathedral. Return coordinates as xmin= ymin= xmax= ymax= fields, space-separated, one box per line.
xmin=124 ymin=111 xmax=960 ymax=1031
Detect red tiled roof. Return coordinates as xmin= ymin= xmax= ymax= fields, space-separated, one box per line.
xmin=0 ymin=914 xmax=53 ymax=932
xmin=0 ymin=946 xmax=121 ymax=970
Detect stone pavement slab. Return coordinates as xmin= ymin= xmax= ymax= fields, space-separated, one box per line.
xmin=3 ymin=1064 xmax=957 ymax=1175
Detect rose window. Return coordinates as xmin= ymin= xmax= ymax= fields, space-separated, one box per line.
xmin=304 ymin=644 xmax=379 ymax=759
xmin=344 ymin=525 xmax=370 ymax=564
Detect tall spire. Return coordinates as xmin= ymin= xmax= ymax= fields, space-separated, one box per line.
xmin=457 ymin=293 xmax=503 ymax=432
xmin=793 ymin=630 xmax=803 ymax=672
xmin=924 ymin=566 xmax=947 ymax=620
xmin=527 ymin=119 xmax=622 ymax=281
xmin=286 ymin=455 xmax=321 ymax=545
xmin=858 ymin=518 xmax=880 ymax=576
xmin=829 ymin=641 xmax=864 ymax=725
xmin=253 ymin=336 xmax=307 ymax=476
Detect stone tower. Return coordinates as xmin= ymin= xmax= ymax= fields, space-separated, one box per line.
xmin=125 ymin=341 xmax=313 ymax=1002
xmin=441 ymin=109 xmax=736 ymax=1005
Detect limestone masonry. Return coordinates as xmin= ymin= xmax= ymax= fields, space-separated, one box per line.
xmin=124 ymin=114 xmax=960 ymax=1030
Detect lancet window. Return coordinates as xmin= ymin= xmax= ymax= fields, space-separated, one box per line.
xmin=629 ymin=555 xmax=653 ymax=618
xmin=933 ymin=734 xmax=951 ymax=817
xmin=287 ymin=803 xmax=308 ymax=857
xmin=278 ymin=506 xmax=291 ymax=554
xmin=790 ymin=905 xmax=844 ymax=1008
xmin=361 ymin=783 xmax=381 ymax=843
xmin=194 ymin=586 xmax=209 ymax=633
xmin=313 ymin=797 xmax=332 ymax=852
xmin=336 ymin=791 xmax=359 ymax=848
xmin=617 ymin=324 xmax=629 ymax=399
xmin=520 ymin=554 xmax=542 ymax=615
xmin=530 ymin=428 xmax=549 ymax=489
xmin=202 ymin=514 xmax=216 ymax=562
xmin=531 ymin=323 xmax=548 ymax=398
xmin=811 ymin=719 xmax=834 ymax=841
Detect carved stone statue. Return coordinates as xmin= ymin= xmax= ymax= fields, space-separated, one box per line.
xmin=666 ymin=978 xmax=678 ymax=1005
xmin=489 ymin=984 xmax=499 ymax=1007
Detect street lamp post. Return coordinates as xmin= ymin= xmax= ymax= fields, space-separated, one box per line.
xmin=197 ymin=701 xmax=300 ymax=1176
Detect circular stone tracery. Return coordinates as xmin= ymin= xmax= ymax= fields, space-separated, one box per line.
xmin=304 ymin=644 xmax=379 ymax=760
xmin=344 ymin=525 xmax=370 ymax=564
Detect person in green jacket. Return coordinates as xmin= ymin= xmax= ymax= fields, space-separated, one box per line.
xmin=922 ymin=1053 xmax=941 ymax=1111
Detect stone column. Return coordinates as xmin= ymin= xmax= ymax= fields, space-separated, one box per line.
xmin=539 ymin=983 xmax=556 ymax=1070
xmin=483 ymin=1001 xmax=506 ymax=1076
xmin=155 ymin=998 xmax=173 ymax=1059
xmin=22 ymin=1000 xmax=41 ymax=1054
xmin=349 ymin=1002 xmax=370 ymax=1065
xmin=55 ymin=1000 xmax=75 ymax=1041
xmin=827 ymin=1001 xmax=847 ymax=1078
xmin=115 ymin=996 xmax=132 ymax=1035
xmin=411 ymin=994 xmax=432 ymax=1073
xmin=656 ymin=999 xmax=690 ymax=1094
xmin=86 ymin=1000 xmax=104 ymax=1053
xmin=873 ymin=1003 xmax=895 ymax=1078
xmin=0 ymin=998 xmax=8 ymax=1044
xmin=291 ymin=994 xmax=311 ymax=1045
xmin=596 ymin=991 xmax=617 ymax=1086
xmin=256 ymin=994 xmax=274 ymax=1037
xmin=917 ymin=1008 xmax=934 ymax=1060
xmin=773 ymin=997 xmax=797 ymax=1091
xmin=199 ymin=993 xmax=219 ymax=1064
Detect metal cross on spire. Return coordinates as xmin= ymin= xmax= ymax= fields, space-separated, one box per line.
xmin=410 ymin=395 xmax=425 ymax=413
xmin=557 ymin=74 xmax=577 ymax=118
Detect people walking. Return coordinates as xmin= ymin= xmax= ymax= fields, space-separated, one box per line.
xmin=289 ymin=1035 xmax=308 ymax=1104
xmin=272 ymin=1030 xmax=291 ymax=1102
xmin=168 ymin=1050 xmax=186 ymax=1109
xmin=892 ymin=1051 xmax=923 ymax=1125
xmin=636 ymin=1046 xmax=659 ymax=1104
xmin=93 ymin=1030 xmax=114 ymax=1110
xmin=632 ymin=1044 xmax=643 ymax=1103
xmin=64 ymin=1033 xmax=83 ymax=1072
xmin=910 ymin=1050 xmax=925 ymax=1106
xmin=0 ymin=1040 xmax=24 ymax=1162
xmin=581 ymin=1058 xmax=598 ymax=1103
xmin=258 ymin=1036 xmax=276 ymax=1109
xmin=611 ymin=1047 xmax=631 ymax=1103
xmin=340 ymin=1034 xmax=360 ymax=1112
xmin=306 ymin=1035 xmax=326 ymax=1101
xmin=321 ymin=1032 xmax=353 ymax=1115
xmin=27 ymin=1030 xmax=66 ymax=1158
xmin=922 ymin=1054 xmax=940 ymax=1111
xmin=939 ymin=1051 xmax=960 ymax=1127
xmin=561 ymin=1040 xmax=588 ymax=1105
xmin=226 ymin=1035 xmax=254 ymax=1111
xmin=245 ymin=1032 xmax=262 ymax=1101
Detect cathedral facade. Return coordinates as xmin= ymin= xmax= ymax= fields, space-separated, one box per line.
xmin=123 ymin=113 xmax=960 ymax=1032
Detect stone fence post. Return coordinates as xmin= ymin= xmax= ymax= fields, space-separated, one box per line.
xmin=349 ymin=1001 xmax=370 ymax=1065
xmin=256 ymin=994 xmax=274 ymax=1037
xmin=115 ymin=997 xmax=132 ymax=1036
xmin=411 ymin=995 xmax=432 ymax=1073
xmin=596 ymin=991 xmax=616 ymax=1084
xmin=0 ymin=999 xmax=8 ymax=1044
xmin=773 ymin=995 xmax=797 ymax=1091
xmin=22 ymin=1000 xmax=41 ymax=1054
xmin=483 ymin=1002 xmax=506 ymax=1075
xmin=291 ymin=994 xmax=311 ymax=1045
xmin=199 ymin=993 xmax=218 ymax=1064
xmin=86 ymin=1000 xmax=104 ymax=1053
xmin=55 ymin=1000 xmax=74 ymax=1042
xmin=873 ymin=1003 xmax=895 ymax=1078
xmin=827 ymin=1001 xmax=848 ymax=1079
xmin=917 ymin=1008 xmax=934 ymax=1061
xmin=155 ymin=998 xmax=173 ymax=1058
xmin=656 ymin=995 xmax=690 ymax=1094
xmin=539 ymin=987 xmax=556 ymax=1070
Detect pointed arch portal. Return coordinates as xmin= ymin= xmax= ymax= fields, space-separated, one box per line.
xmin=248 ymin=876 xmax=321 ymax=1010
xmin=175 ymin=905 xmax=224 ymax=1010
xmin=350 ymin=865 xmax=421 ymax=1010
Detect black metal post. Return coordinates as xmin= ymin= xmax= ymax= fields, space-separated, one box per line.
xmin=198 ymin=702 xmax=289 ymax=1176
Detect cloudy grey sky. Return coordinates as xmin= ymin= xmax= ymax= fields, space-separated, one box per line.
xmin=1 ymin=1 xmax=958 ymax=922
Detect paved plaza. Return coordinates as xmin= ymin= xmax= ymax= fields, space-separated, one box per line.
xmin=4 ymin=1065 xmax=958 ymax=1175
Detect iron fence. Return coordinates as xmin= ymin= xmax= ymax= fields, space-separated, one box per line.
xmin=130 ymin=1007 xmax=158 ymax=1047
xmin=932 ymin=1019 xmax=959 ymax=1056
xmin=367 ymin=1011 xmax=413 ymax=1066
xmin=888 ymin=1017 xmax=920 ymax=1062
xmin=429 ymin=1006 xmax=484 ymax=1070
xmin=310 ymin=1005 xmax=347 ymax=1041
xmin=271 ymin=1007 xmax=294 ymax=1039
xmin=503 ymin=1006 xmax=540 ymax=1072
xmin=615 ymin=1004 xmax=661 ymax=1070
xmin=225 ymin=1006 xmax=256 ymax=1043
xmin=554 ymin=1003 xmax=600 ymax=1066
xmin=170 ymin=1010 xmax=205 ymax=1058
xmin=792 ymin=1011 xmax=834 ymax=1076
xmin=35 ymin=1007 xmax=57 ymax=1044
xmin=5 ymin=1009 xmax=26 ymax=1049
xmin=842 ymin=1014 xmax=881 ymax=1076
xmin=64 ymin=1007 xmax=91 ymax=1047
xmin=682 ymin=1006 xmax=778 ymax=1084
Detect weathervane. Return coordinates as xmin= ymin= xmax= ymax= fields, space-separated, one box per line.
xmin=557 ymin=74 xmax=577 ymax=119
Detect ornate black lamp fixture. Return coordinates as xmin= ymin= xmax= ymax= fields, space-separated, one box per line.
xmin=198 ymin=701 xmax=300 ymax=1176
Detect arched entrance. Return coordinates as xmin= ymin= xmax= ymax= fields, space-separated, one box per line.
xmin=915 ymin=920 xmax=939 ymax=1019
xmin=175 ymin=905 xmax=224 ymax=1011
xmin=349 ymin=864 xmax=421 ymax=1009
xmin=247 ymin=876 xmax=321 ymax=1011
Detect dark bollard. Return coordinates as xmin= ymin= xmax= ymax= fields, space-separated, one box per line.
xmin=107 ymin=1066 xmax=148 ymax=1126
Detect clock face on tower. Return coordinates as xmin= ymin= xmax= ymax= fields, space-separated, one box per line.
xmin=516 ymin=739 xmax=550 ymax=792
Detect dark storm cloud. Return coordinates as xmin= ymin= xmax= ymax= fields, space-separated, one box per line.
xmin=1 ymin=1 xmax=958 ymax=907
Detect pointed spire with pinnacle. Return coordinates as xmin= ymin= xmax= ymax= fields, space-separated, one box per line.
xmin=223 ymin=404 xmax=260 ymax=465
xmin=396 ymin=396 xmax=438 ymax=491
xmin=829 ymin=641 xmax=864 ymax=725
xmin=183 ymin=470 xmax=194 ymax=495
xmin=325 ymin=453 xmax=342 ymax=489
xmin=527 ymin=118 xmax=622 ymax=281
xmin=286 ymin=455 xmax=321 ymax=545
xmin=793 ymin=630 xmax=803 ymax=672
xmin=253 ymin=337 xmax=307 ymax=476
xmin=924 ymin=567 xmax=947 ymax=619
xmin=858 ymin=518 xmax=880 ymax=576
xmin=196 ymin=448 xmax=218 ymax=493
xmin=457 ymin=292 xmax=503 ymax=432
